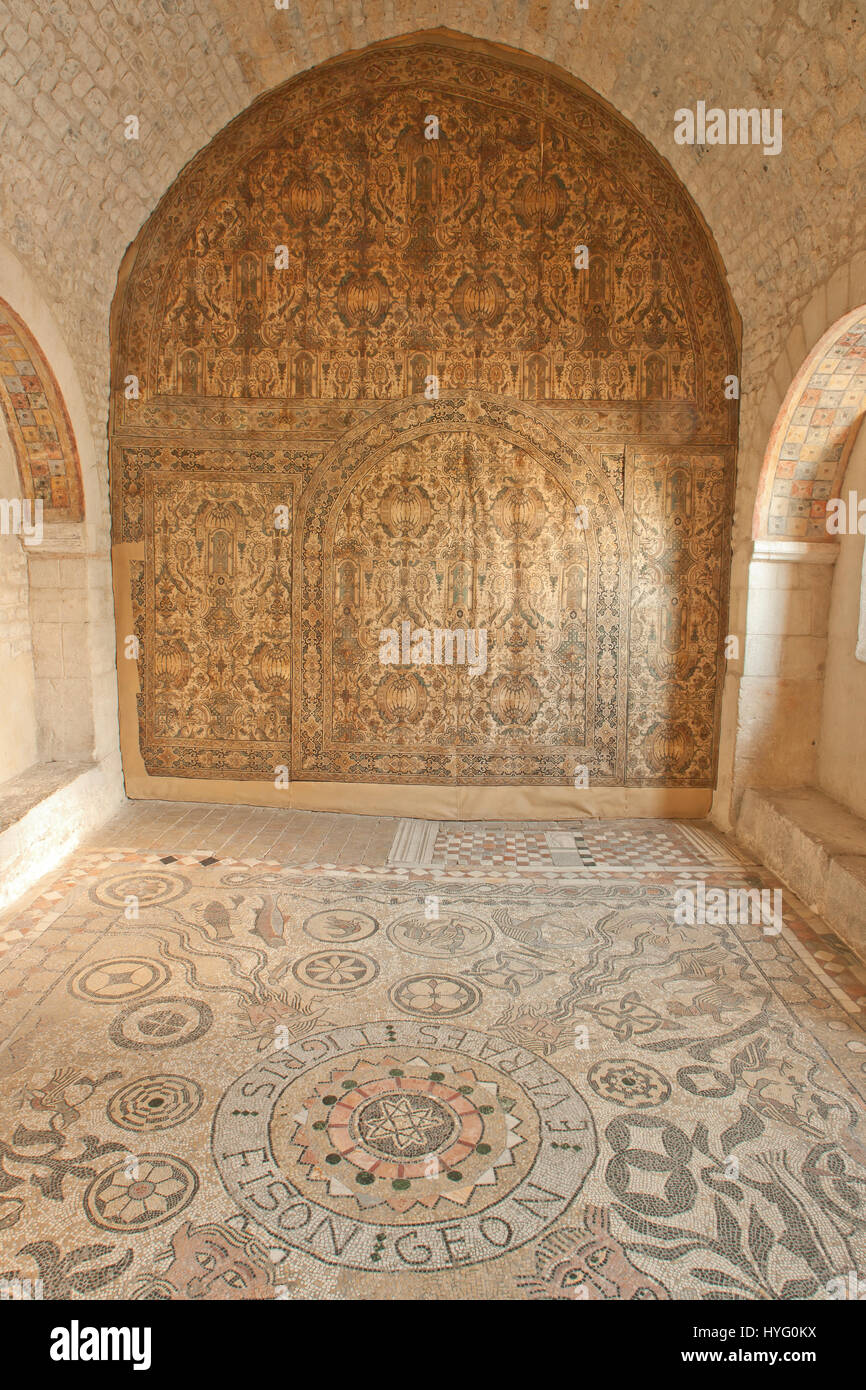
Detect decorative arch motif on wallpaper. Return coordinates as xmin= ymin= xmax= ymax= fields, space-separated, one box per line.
xmin=110 ymin=31 xmax=739 ymax=808
xmin=299 ymin=395 xmax=632 ymax=786
xmin=0 ymin=296 xmax=84 ymax=521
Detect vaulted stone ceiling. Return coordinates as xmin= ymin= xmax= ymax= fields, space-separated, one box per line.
xmin=0 ymin=0 xmax=863 ymax=536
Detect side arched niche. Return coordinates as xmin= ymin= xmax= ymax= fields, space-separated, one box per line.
xmin=0 ymin=243 xmax=124 ymax=908
xmin=109 ymin=31 xmax=740 ymax=817
xmin=0 ymin=292 xmax=86 ymax=775
xmin=737 ymin=301 xmax=866 ymax=815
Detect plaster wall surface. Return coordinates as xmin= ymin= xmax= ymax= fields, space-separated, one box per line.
xmin=0 ymin=421 xmax=37 ymax=781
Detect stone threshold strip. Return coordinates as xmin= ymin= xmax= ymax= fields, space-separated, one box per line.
xmin=0 ymin=848 xmax=864 ymax=1016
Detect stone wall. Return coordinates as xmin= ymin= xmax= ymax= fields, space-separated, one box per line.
xmin=0 ymin=1 xmax=864 ymax=468
xmin=715 ymin=265 xmax=866 ymax=828
xmin=0 ymin=422 xmax=37 ymax=780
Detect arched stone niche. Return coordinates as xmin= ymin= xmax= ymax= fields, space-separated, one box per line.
xmin=0 ymin=242 xmax=124 ymax=909
xmin=733 ymin=301 xmax=866 ymax=808
xmin=109 ymin=31 xmax=739 ymax=816
xmin=0 ymin=292 xmax=89 ymax=774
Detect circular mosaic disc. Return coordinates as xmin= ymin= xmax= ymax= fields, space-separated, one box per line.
xmin=69 ymin=957 xmax=169 ymax=1004
xmin=386 ymin=912 xmax=493 ymax=958
xmin=389 ymin=974 xmax=481 ymax=1018
xmin=84 ymin=1153 xmax=198 ymax=1230
xmin=109 ymin=996 xmax=213 ymax=1051
xmin=303 ymin=910 xmax=379 ymax=943
xmin=107 ymin=1075 xmax=204 ymax=1131
xmin=213 ymin=1020 xmax=596 ymax=1272
xmin=291 ymin=951 xmax=378 ymax=991
xmin=587 ymin=1059 xmax=671 ymax=1109
xmin=91 ymin=870 xmax=189 ymax=910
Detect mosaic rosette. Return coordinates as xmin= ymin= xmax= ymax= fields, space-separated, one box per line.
xmin=279 ymin=1054 xmax=525 ymax=1213
xmin=83 ymin=1154 xmax=198 ymax=1231
xmin=213 ymin=1021 xmax=596 ymax=1272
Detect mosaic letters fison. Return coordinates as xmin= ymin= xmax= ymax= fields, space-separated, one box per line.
xmin=110 ymin=36 xmax=739 ymax=791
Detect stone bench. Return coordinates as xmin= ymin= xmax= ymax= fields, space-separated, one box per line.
xmin=736 ymin=786 xmax=866 ymax=961
xmin=0 ymin=758 xmax=120 ymax=911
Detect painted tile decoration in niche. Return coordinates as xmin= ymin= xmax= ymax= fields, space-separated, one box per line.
xmin=0 ymin=298 xmax=84 ymax=520
xmin=762 ymin=311 xmax=866 ymax=541
xmin=110 ymin=35 xmax=739 ymax=792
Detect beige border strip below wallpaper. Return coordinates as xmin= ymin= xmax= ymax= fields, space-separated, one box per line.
xmin=120 ymin=774 xmax=712 ymax=820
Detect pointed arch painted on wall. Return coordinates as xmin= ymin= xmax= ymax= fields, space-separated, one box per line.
xmin=0 ymin=296 xmax=84 ymax=521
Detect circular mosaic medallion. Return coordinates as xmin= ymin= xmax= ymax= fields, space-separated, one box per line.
xmin=91 ymin=870 xmax=189 ymax=910
xmin=107 ymin=1075 xmax=203 ymax=1131
xmin=70 ymin=957 xmax=169 ymax=1005
xmin=291 ymin=951 xmax=378 ymax=991
xmin=389 ymin=974 xmax=481 ymax=1018
xmin=386 ymin=912 xmax=493 ymax=958
xmin=587 ymin=1060 xmax=671 ymax=1109
xmin=303 ymin=910 xmax=379 ymax=944
xmin=84 ymin=1153 xmax=198 ymax=1230
xmin=213 ymin=1020 xmax=596 ymax=1272
xmin=109 ymin=996 xmax=213 ymax=1051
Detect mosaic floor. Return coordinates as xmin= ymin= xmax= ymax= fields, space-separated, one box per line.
xmin=389 ymin=818 xmax=755 ymax=872
xmin=0 ymin=806 xmax=865 ymax=1301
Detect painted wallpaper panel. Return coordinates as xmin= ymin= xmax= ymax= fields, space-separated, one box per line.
xmin=111 ymin=37 xmax=738 ymax=789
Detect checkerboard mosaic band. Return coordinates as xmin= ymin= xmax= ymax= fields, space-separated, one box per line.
xmin=386 ymin=818 xmax=752 ymax=872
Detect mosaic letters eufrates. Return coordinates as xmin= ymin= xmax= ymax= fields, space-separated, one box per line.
xmin=110 ymin=38 xmax=738 ymax=788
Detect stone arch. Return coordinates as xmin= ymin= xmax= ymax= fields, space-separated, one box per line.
xmin=722 ymin=278 xmax=866 ymax=821
xmin=754 ymin=305 xmax=866 ymax=544
xmin=0 ymin=296 xmax=84 ymax=522
xmin=0 ymin=286 xmax=92 ymax=778
xmin=0 ymin=240 xmax=122 ymax=906
xmin=109 ymin=31 xmax=739 ymax=816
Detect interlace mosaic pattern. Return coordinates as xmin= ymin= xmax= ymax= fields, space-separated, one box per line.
xmin=0 ymin=851 xmax=864 ymax=1300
